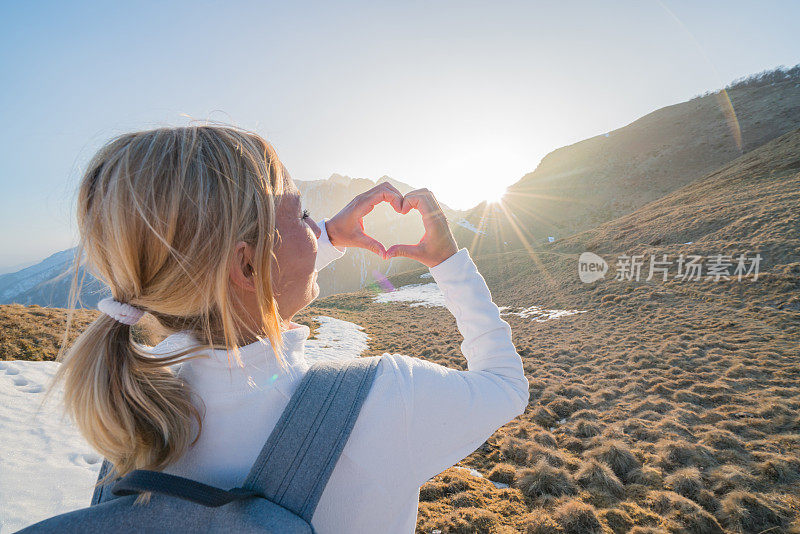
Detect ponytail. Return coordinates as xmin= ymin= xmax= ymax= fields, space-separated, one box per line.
xmin=54 ymin=311 xmax=201 ymax=476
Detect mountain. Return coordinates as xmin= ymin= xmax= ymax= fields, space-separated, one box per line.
xmin=456 ymin=67 xmax=800 ymax=257
xmin=0 ymin=174 xmax=466 ymax=307
xmin=0 ymin=249 xmax=75 ymax=302
xmin=0 ymin=250 xmax=109 ymax=309
xmin=0 ymin=259 xmax=40 ymax=275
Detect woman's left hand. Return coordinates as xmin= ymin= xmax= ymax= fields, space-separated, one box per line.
xmin=325 ymin=182 xmax=404 ymax=259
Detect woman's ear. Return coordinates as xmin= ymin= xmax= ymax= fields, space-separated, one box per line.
xmin=230 ymin=240 xmax=257 ymax=291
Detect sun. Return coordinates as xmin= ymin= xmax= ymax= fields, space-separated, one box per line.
xmin=483 ymin=186 xmax=507 ymax=205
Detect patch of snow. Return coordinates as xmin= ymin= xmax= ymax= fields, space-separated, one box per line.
xmin=419 ymin=273 xmax=432 ymax=279
xmin=454 ymin=466 xmax=483 ymax=478
xmin=373 ymin=283 xmax=446 ymax=307
xmin=0 ymin=360 xmax=100 ymax=533
xmin=455 ymin=218 xmax=486 ymax=236
xmin=376 ymin=285 xmax=586 ymax=323
xmin=304 ymin=316 xmax=369 ymax=364
xmin=548 ymin=236 xmax=555 ymax=243
xmin=499 ymin=305 xmax=586 ymax=323
xmin=452 ymin=466 xmax=509 ymax=489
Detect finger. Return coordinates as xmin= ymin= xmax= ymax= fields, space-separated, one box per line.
xmin=399 ymin=189 xmax=446 ymax=223
xmin=356 ymin=184 xmax=403 ymax=216
xmin=354 ymin=234 xmax=387 ymax=259
xmin=398 ymin=189 xmax=430 ymax=214
xmin=378 ymin=181 xmax=405 ymax=213
xmin=384 ymin=244 xmax=420 ymax=261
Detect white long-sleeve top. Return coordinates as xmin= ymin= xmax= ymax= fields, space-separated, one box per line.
xmin=156 ymin=219 xmax=529 ymax=533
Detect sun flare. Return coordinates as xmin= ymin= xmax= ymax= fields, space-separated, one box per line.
xmin=484 ymin=186 xmax=507 ymax=205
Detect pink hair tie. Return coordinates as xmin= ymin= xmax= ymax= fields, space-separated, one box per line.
xmin=97 ymin=296 xmax=145 ymax=326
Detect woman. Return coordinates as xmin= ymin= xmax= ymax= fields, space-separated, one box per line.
xmin=56 ymin=125 xmax=529 ymax=533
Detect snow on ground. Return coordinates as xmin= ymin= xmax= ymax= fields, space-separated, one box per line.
xmin=0 ymin=360 xmax=101 ymax=533
xmin=452 ymin=466 xmax=509 ymax=489
xmin=373 ymin=283 xmax=587 ymax=322
xmin=419 ymin=272 xmax=432 ymax=279
xmin=0 ymin=315 xmax=368 ymax=532
xmin=454 ymin=218 xmax=486 ymax=235
xmin=304 ymin=315 xmax=369 ymax=364
xmin=498 ymin=305 xmax=586 ymax=322
xmin=424 ymin=465 xmax=508 ymax=490
xmin=372 ymin=283 xmax=447 ymax=307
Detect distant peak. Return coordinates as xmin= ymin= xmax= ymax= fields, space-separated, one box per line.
xmin=328 ymin=173 xmax=351 ymax=185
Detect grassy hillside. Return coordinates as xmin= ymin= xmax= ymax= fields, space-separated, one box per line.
xmin=475 ymin=128 xmax=800 ymax=312
xmin=557 ymin=127 xmax=800 ymax=264
xmin=457 ymin=73 xmax=800 ymax=257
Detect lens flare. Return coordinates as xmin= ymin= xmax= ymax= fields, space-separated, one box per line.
xmin=657 ymin=0 xmax=743 ymax=153
xmin=716 ymin=89 xmax=743 ymax=153
xmin=366 ymin=269 xmax=395 ymax=294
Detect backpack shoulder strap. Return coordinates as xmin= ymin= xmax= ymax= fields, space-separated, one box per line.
xmin=242 ymin=356 xmax=381 ymax=522
xmin=91 ymin=459 xmax=115 ymax=505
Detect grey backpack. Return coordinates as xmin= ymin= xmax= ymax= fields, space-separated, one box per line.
xmin=18 ymin=357 xmax=382 ymax=534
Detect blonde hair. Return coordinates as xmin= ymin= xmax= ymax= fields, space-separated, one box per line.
xmin=53 ymin=125 xmax=287 ymax=478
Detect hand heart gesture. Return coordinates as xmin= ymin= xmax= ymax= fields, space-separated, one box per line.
xmin=326 ymin=183 xmax=459 ymax=269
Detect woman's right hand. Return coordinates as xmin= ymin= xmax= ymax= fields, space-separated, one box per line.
xmin=384 ymin=188 xmax=459 ymax=268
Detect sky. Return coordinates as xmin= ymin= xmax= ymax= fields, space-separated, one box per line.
xmin=1 ymin=1 xmax=798 ymax=271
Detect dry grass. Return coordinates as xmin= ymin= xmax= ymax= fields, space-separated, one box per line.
xmin=718 ymin=491 xmax=793 ymax=534
xmin=0 ymin=304 xmax=97 ymax=361
xmin=553 ymin=501 xmax=604 ymax=534
xmin=513 ymin=459 xmax=577 ymax=502
xmin=575 ymin=460 xmax=624 ymax=498
xmin=523 ymin=509 xmax=562 ymax=534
